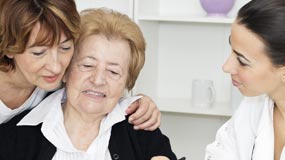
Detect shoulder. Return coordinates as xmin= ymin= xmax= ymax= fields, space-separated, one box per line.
xmin=0 ymin=109 xmax=31 ymax=128
xmin=0 ymin=109 xmax=42 ymax=141
xmin=111 ymin=117 xmax=164 ymax=140
xmin=110 ymin=118 xmax=177 ymax=160
xmin=205 ymin=95 xmax=270 ymax=160
xmin=233 ymin=95 xmax=268 ymax=131
xmin=0 ymin=109 xmax=46 ymax=159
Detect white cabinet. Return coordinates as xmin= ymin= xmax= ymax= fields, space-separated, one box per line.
xmin=133 ymin=0 xmax=249 ymax=117
xmin=74 ymin=0 xmax=248 ymax=159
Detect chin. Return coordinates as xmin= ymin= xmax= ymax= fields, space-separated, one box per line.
xmin=239 ymin=89 xmax=261 ymax=97
xmin=82 ymin=105 xmax=113 ymax=115
xmin=39 ymin=82 xmax=62 ymax=91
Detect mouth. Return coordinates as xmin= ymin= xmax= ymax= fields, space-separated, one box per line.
xmin=232 ymin=79 xmax=241 ymax=87
xmin=82 ymin=90 xmax=106 ymax=98
xmin=43 ymin=75 xmax=59 ymax=83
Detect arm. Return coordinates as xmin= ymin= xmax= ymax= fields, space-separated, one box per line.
xmin=126 ymin=94 xmax=161 ymax=131
xmin=140 ymin=128 xmax=177 ymax=160
xmin=205 ymin=96 xmax=262 ymax=160
xmin=205 ymin=118 xmax=240 ymax=160
xmin=109 ymin=117 xmax=177 ymax=160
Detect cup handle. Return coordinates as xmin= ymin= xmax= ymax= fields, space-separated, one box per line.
xmin=209 ymin=86 xmax=216 ymax=104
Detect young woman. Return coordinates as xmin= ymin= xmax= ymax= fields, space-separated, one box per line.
xmin=206 ymin=0 xmax=285 ymax=159
xmin=0 ymin=0 xmax=160 ymax=130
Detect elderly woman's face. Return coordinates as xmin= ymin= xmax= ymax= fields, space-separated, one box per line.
xmin=64 ymin=34 xmax=131 ymax=116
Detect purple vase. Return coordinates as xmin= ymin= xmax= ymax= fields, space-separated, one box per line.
xmin=200 ymin=0 xmax=235 ymax=17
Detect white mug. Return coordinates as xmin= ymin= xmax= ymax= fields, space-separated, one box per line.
xmin=191 ymin=79 xmax=216 ymax=107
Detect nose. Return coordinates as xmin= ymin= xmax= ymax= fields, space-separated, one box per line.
xmin=222 ymin=53 xmax=238 ymax=75
xmin=90 ymin=68 xmax=107 ymax=86
xmin=45 ymin=48 xmax=62 ymax=74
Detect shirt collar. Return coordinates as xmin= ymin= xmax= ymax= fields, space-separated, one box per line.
xmin=17 ymin=88 xmax=142 ymax=127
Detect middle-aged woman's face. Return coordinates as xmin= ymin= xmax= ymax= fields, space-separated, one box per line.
xmin=9 ymin=23 xmax=74 ymax=91
xmin=64 ymin=34 xmax=131 ymax=116
xmin=222 ymin=21 xmax=283 ymax=97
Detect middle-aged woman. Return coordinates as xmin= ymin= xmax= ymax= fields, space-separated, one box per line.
xmin=0 ymin=0 xmax=160 ymax=130
xmin=205 ymin=0 xmax=285 ymax=160
xmin=0 ymin=8 xmax=177 ymax=160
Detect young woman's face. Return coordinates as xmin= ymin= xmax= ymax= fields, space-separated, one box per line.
xmin=222 ymin=21 xmax=283 ymax=97
xmin=11 ymin=23 xmax=74 ymax=91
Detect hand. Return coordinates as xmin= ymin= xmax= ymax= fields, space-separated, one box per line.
xmin=125 ymin=94 xmax=161 ymax=131
xmin=151 ymin=156 xmax=170 ymax=160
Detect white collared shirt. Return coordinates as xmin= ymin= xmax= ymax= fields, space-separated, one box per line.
xmin=0 ymin=87 xmax=47 ymax=124
xmin=18 ymin=88 xmax=141 ymax=160
xmin=205 ymin=95 xmax=285 ymax=160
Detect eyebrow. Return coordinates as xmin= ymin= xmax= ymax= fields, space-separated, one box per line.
xmin=229 ymin=35 xmax=251 ymax=63
xmin=233 ymin=49 xmax=251 ymax=63
xmin=77 ymin=56 xmax=96 ymax=61
xmin=60 ymin=38 xmax=72 ymax=44
xmin=78 ymin=56 xmax=121 ymax=66
xmin=27 ymin=38 xmax=72 ymax=48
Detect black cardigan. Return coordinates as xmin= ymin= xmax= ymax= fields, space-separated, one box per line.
xmin=0 ymin=110 xmax=177 ymax=160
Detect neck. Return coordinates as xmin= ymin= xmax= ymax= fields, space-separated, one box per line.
xmin=0 ymin=71 xmax=35 ymax=109
xmin=275 ymin=101 xmax=285 ymax=120
xmin=0 ymin=69 xmax=35 ymax=88
xmin=270 ymin=85 xmax=285 ymax=119
xmin=63 ymin=104 xmax=105 ymax=151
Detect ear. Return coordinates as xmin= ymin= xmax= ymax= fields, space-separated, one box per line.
xmin=5 ymin=53 xmax=14 ymax=59
xmin=279 ymin=66 xmax=285 ymax=83
xmin=62 ymin=73 xmax=68 ymax=83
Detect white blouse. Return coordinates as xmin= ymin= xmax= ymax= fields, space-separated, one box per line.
xmin=0 ymin=87 xmax=47 ymax=124
xmin=205 ymin=95 xmax=285 ymax=160
xmin=18 ymin=88 xmax=141 ymax=160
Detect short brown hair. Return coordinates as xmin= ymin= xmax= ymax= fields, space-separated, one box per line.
xmin=0 ymin=0 xmax=80 ymax=72
xmin=78 ymin=8 xmax=146 ymax=91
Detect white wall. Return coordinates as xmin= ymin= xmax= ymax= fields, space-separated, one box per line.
xmin=160 ymin=113 xmax=229 ymax=160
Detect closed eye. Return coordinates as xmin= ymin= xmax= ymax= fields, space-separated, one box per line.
xmin=77 ymin=63 xmax=95 ymax=72
xmin=32 ymin=51 xmax=45 ymax=56
xmin=237 ymin=57 xmax=248 ymax=66
xmin=61 ymin=46 xmax=71 ymax=51
xmin=109 ymin=70 xmax=119 ymax=75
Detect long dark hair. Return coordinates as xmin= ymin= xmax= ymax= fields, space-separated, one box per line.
xmin=237 ymin=0 xmax=285 ymax=66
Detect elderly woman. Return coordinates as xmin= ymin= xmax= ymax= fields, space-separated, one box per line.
xmin=0 ymin=8 xmax=177 ymax=160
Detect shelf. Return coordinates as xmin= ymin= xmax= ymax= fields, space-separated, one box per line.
xmin=138 ymin=15 xmax=235 ymax=24
xmin=156 ymin=98 xmax=233 ymax=117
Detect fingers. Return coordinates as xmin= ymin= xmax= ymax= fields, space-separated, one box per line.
xmin=134 ymin=110 xmax=161 ymax=131
xmin=151 ymin=156 xmax=170 ymax=160
xmin=128 ymin=97 xmax=150 ymax=124
xmin=128 ymin=95 xmax=161 ymax=130
xmin=125 ymin=100 xmax=139 ymax=115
